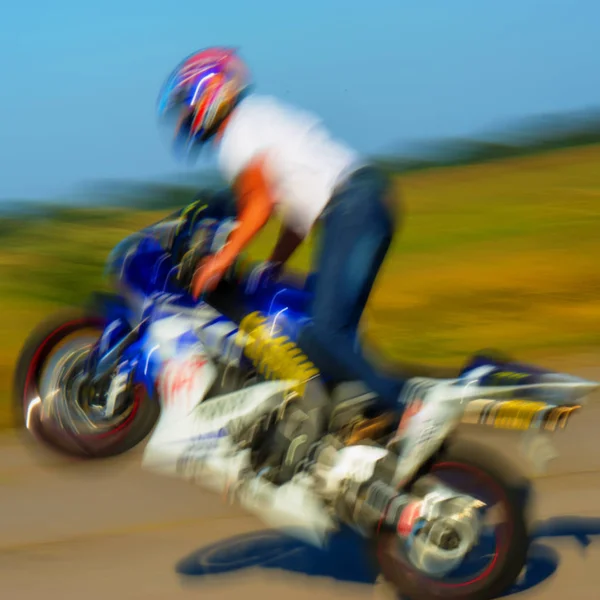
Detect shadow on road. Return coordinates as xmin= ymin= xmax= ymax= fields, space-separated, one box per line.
xmin=175 ymin=516 xmax=600 ymax=597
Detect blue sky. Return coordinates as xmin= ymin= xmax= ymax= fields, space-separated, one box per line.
xmin=0 ymin=0 xmax=598 ymax=200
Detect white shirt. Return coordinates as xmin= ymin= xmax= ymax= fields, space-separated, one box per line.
xmin=218 ymin=94 xmax=365 ymax=237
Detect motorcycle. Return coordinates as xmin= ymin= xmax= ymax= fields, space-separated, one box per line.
xmin=14 ymin=196 xmax=599 ymax=600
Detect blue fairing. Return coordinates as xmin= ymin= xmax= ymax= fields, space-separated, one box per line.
xmin=98 ymin=216 xmax=317 ymax=399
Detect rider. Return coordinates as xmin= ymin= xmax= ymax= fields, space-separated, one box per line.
xmin=157 ymin=47 xmax=450 ymax=486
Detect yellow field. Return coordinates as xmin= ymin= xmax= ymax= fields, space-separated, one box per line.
xmin=2 ymin=144 xmax=600 ymax=427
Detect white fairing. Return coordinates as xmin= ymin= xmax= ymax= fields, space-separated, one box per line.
xmin=139 ymin=308 xmax=600 ymax=548
xmin=142 ymin=379 xmax=336 ymax=546
xmin=141 ymin=312 xmax=335 ymax=546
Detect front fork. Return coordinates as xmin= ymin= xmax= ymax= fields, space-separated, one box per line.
xmin=80 ymin=317 xmax=143 ymax=418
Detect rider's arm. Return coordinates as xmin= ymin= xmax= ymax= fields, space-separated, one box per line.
xmin=269 ymin=224 xmax=304 ymax=265
xmin=216 ymin=155 xmax=276 ymax=267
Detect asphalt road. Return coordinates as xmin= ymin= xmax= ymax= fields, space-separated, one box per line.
xmin=2 ymin=358 xmax=600 ymax=599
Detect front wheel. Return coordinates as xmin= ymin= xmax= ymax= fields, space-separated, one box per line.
xmin=375 ymin=440 xmax=532 ymax=600
xmin=14 ymin=309 xmax=159 ymax=459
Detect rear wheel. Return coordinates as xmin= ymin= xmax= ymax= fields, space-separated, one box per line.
xmin=14 ymin=309 xmax=159 ymax=459
xmin=375 ymin=440 xmax=531 ymax=600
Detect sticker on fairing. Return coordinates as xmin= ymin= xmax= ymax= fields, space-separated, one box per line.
xmin=159 ymin=356 xmax=208 ymax=411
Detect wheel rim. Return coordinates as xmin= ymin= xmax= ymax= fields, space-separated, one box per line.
xmin=23 ymin=318 xmax=141 ymax=452
xmin=377 ymin=461 xmax=516 ymax=596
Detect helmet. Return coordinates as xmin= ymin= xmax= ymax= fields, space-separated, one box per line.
xmin=157 ymin=47 xmax=250 ymax=156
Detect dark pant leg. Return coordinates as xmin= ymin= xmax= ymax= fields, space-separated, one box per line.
xmin=298 ymin=169 xmax=406 ymax=411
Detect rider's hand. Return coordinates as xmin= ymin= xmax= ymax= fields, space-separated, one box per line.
xmin=192 ymin=253 xmax=231 ymax=299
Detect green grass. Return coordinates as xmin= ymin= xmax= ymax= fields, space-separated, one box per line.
xmin=2 ymin=144 xmax=600 ymax=427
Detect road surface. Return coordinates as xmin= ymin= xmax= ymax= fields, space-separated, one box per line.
xmin=2 ymin=358 xmax=600 ymax=599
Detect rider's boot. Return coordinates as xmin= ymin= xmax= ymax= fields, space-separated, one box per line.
xmin=386 ymin=378 xmax=464 ymax=488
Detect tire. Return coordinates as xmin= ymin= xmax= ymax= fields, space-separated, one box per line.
xmin=13 ymin=308 xmax=160 ymax=459
xmin=375 ymin=439 xmax=532 ymax=600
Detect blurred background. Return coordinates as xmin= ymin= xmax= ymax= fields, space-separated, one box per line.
xmin=1 ymin=0 xmax=599 ymax=428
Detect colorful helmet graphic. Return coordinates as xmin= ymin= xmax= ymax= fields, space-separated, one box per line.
xmin=157 ymin=47 xmax=250 ymax=155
